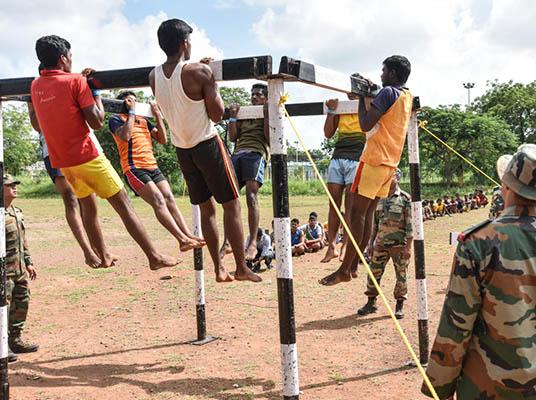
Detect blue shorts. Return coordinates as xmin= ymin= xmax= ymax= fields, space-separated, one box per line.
xmin=231 ymin=151 xmax=266 ymax=188
xmin=44 ymin=156 xmax=63 ymax=183
xmin=327 ymin=158 xmax=359 ymax=186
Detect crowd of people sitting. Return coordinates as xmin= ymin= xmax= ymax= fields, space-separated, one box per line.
xmin=422 ymin=189 xmax=489 ymax=220
xmin=248 ymin=188 xmax=496 ymax=273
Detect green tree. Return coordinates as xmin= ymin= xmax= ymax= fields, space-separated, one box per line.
xmin=474 ymin=80 xmax=536 ymax=143
xmin=219 ymin=86 xmax=250 ymax=107
xmin=2 ymin=105 xmax=38 ymax=175
xmin=418 ymin=105 xmax=519 ymax=187
xmin=217 ymin=86 xmax=251 ymax=151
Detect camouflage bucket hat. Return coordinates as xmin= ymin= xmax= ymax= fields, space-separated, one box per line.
xmin=496 ymin=154 xmax=513 ymax=180
xmin=3 ymin=174 xmax=21 ymax=185
xmin=500 ymin=143 xmax=536 ymax=200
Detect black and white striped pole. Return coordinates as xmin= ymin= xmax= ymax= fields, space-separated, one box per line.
xmin=268 ymin=78 xmax=300 ymax=399
xmin=190 ymin=204 xmax=217 ymax=346
xmin=407 ymin=104 xmax=429 ymax=365
xmin=0 ymin=101 xmax=9 ymax=399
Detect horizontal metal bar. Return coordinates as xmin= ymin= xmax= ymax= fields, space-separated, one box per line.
xmin=223 ymin=100 xmax=359 ymax=120
xmin=278 ymin=56 xmax=380 ymax=97
xmin=0 ymin=96 xmax=154 ymax=118
xmin=0 ymin=55 xmax=272 ymax=97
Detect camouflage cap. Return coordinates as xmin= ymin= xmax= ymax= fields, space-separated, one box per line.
xmin=500 ymin=143 xmax=536 ymax=200
xmin=3 ymin=174 xmax=21 ymax=185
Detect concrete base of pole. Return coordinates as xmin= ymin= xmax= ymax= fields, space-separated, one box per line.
xmin=190 ymin=335 xmax=219 ymax=346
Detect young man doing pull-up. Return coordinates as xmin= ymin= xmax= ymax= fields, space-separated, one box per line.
xmin=149 ymin=19 xmax=261 ymax=283
xmin=320 ymin=55 xmax=413 ymax=286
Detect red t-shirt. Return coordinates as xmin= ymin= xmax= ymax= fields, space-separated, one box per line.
xmin=30 ymin=70 xmax=98 ymax=168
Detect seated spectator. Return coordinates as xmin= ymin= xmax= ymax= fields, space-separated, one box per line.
xmin=290 ymin=218 xmax=306 ymax=256
xmin=422 ymin=200 xmax=434 ymax=221
xmin=470 ymin=194 xmax=478 ymax=210
xmin=246 ymin=228 xmax=274 ymax=272
xmin=476 ymin=189 xmax=488 ymax=207
xmin=435 ymin=198 xmax=446 ymax=216
xmin=301 ymin=212 xmax=324 ymax=252
xmin=455 ymin=193 xmax=464 ymax=213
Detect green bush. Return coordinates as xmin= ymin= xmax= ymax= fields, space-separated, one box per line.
xmin=18 ymin=175 xmax=57 ymax=198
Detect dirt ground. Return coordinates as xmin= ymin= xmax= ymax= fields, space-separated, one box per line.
xmin=8 ymin=195 xmax=489 ymax=400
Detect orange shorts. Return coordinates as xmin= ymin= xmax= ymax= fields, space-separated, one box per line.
xmin=351 ymin=161 xmax=396 ymax=199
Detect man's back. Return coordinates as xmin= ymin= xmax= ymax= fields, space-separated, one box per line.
xmin=31 ymin=70 xmax=98 ymax=168
xmin=426 ymin=205 xmax=536 ymax=398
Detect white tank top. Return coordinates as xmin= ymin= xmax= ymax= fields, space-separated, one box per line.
xmin=155 ymin=62 xmax=216 ymax=149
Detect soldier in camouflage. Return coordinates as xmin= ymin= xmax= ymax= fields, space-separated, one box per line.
xmin=357 ymin=169 xmax=412 ymax=319
xmin=422 ymin=143 xmax=536 ymax=399
xmin=3 ymin=175 xmax=39 ymax=362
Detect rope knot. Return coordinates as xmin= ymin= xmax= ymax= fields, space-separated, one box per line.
xmin=418 ymin=120 xmax=428 ymax=128
xmin=278 ymin=93 xmax=289 ymax=106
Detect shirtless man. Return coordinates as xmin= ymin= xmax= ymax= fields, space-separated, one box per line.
xmin=149 ymin=18 xmax=261 ymax=283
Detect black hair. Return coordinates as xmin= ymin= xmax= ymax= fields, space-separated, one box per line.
xmin=117 ymin=91 xmax=137 ymax=100
xmin=251 ymin=83 xmax=268 ymax=97
xmin=257 ymin=228 xmax=263 ymax=236
xmin=291 ymin=218 xmax=299 ymax=224
xmin=309 ymin=211 xmax=318 ymax=219
xmin=383 ymin=55 xmax=411 ymax=84
xmin=35 ymin=35 xmax=71 ymax=69
xmin=157 ymin=19 xmax=193 ymax=57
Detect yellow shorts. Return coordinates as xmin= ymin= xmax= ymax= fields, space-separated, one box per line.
xmin=61 ymin=154 xmax=123 ymax=199
xmin=351 ymin=161 xmax=395 ymax=199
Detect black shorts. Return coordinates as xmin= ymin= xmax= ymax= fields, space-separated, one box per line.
xmin=124 ymin=167 xmax=166 ymax=195
xmin=44 ymin=156 xmax=63 ymax=183
xmin=175 ymin=135 xmax=239 ymax=205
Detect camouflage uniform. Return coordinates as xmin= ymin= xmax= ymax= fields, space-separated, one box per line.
xmin=422 ymin=206 xmax=536 ymax=399
xmin=365 ymin=188 xmax=412 ymax=300
xmin=488 ymin=185 xmax=505 ymax=219
xmin=4 ymin=205 xmax=33 ymax=338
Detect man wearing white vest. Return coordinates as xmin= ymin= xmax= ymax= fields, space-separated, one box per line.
xmin=149 ymin=18 xmax=261 ymax=283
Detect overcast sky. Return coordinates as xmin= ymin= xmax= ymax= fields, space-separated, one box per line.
xmin=1 ymin=0 xmax=535 ymax=148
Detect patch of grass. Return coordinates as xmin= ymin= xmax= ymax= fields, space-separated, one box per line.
xmin=64 ymin=286 xmax=98 ymax=303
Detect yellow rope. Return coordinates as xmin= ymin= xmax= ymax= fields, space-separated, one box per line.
xmin=279 ymin=96 xmax=440 ymax=400
xmin=418 ymin=120 xmax=500 ymax=187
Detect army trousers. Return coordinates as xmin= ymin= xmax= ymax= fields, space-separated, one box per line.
xmin=6 ymin=272 xmax=30 ymax=337
xmin=365 ymin=247 xmax=409 ymax=300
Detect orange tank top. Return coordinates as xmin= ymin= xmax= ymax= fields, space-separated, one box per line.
xmin=112 ymin=115 xmax=158 ymax=173
xmin=360 ymin=89 xmax=413 ymax=167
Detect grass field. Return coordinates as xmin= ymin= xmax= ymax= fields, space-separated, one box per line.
xmin=9 ymin=195 xmax=489 ymax=399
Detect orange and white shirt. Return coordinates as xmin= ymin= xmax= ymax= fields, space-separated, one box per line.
xmin=108 ymin=114 xmax=158 ymax=173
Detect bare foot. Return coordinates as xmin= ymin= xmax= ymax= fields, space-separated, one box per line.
xmin=320 ymin=247 xmax=339 ymax=263
xmin=179 ymin=238 xmax=204 ymax=252
xmin=318 ymin=269 xmax=352 ymax=286
xmin=245 ymin=243 xmax=258 ymax=261
xmin=219 ymin=242 xmax=232 ymax=259
xmin=215 ymin=267 xmax=234 ymax=282
xmin=234 ymin=268 xmax=263 ymax=283
xmin=149 ymin=254 xmax=179 ymax=271
xmin=351 ymin=264 xmax=358 ymax=279
xmin=188 ymin=234 xmax=205 ymax=244
xmin=97 ymin=253 xmax=119 ymax=269
xmin=85 ymin=253 xmax=102 ymax=269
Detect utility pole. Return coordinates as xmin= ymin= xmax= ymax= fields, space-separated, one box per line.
xmin=462 ymin=82 xmax=475 ymax=107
